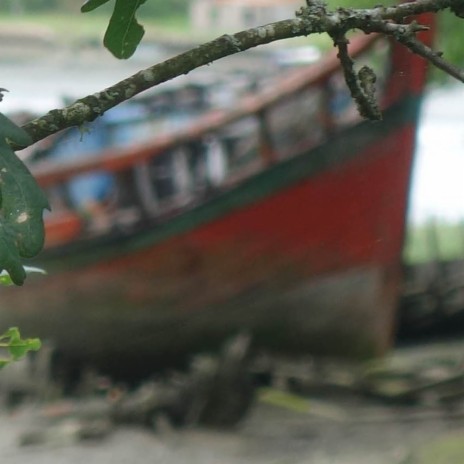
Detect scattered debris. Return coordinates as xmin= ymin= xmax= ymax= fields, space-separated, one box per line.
xmin=360 ymin=361 xmax=464 ymax=406
xmin=4 ymin=333 xmax=464 ymax=450
xmin=111 ymin=331 xmax=253 ymax=429
xmin=0 ymin=341 xmax=57 ymax=407
xmin=252 ymin=342 xmax=464 ymax=411
xmin=7 ymin=332 xmax=254 ymax=447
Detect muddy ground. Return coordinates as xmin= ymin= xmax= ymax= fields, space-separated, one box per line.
xmin=2 ymin=339 xmax=464 ymax=464
xmin=0 ymin=389 xmax=463 ymax=464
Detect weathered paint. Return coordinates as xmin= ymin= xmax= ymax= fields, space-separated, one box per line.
xmin=0 ymin=107 xmax=417 ymax=371
xmin=0 ymin=19 xmax=433 ymax=373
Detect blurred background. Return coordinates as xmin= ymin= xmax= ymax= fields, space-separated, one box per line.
xmin=1 ymin=2 xmax=464 ymax=463
xmin=1 ymin=0 xmax=464 ymax=263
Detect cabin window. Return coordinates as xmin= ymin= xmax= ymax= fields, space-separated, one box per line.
xmin=266 ymin=88 xmax=325 ymax=158
xmin=219 ymin=116 xmax=262 ymax=180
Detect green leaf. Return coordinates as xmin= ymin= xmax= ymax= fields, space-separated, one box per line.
xmin=103 ymin=0 xmax=147 ymax=59
xmin=3 ymin=327 xmax=20 ymax=344
xmin=0 ymin=266 xmax=46 ymax=286
xmin=8 ymin=338 xmax=41 ymax=360
xmin=8 ymin=343 xmax=29 ymax=359
xmin=0 ymin=114 xmax=50 ymax=285
xmin=81 ymin=0 xmax=112 ymax=13
xmin=0 ymin=327 xmax=41 ymax=362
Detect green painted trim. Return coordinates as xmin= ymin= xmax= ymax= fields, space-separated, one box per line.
xmin=37 ymin=96 xmax=421 ymax=270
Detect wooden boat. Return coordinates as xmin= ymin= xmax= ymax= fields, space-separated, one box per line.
xmin=0 ymin=22 xmax=433 ymax=377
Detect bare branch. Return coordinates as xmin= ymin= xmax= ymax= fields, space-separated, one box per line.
xmin=403 ymin=38 xmax=464 ymax=83
xmin=14 ymin=0 xmax=464 ymax=148
xmin=332 ymin=33 xmax=381 ymax=120
xmin=20 ymin=19 xmax=311 ymax=147
xmin=375 ymin=21 xmax=464 ymax=83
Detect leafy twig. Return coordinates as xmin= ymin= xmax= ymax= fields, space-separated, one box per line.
xmin=0 ymin=327 xmax=41 ymax=369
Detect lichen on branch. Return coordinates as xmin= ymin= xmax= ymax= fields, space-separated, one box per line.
xmin=15 ymin=0 xmax=464 ymax=148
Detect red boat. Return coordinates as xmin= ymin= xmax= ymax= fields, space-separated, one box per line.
xmin=0 ymin=23 xmax=433 ymax=376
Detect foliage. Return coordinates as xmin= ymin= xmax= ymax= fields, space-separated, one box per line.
xmin=0 ymin=266 xmax=47 ymax=286
xmin=82 ymin=0 xmax=148 ymax=59
xmin=0 ymin=268 xmax=44 ymax=368
xmin=404 ymin=220 xmax=464 ymax=264
xmin=0 ymin=114 xmax=49 ymax=285
xmin=0 ymin=327 xmax=41 ymax=370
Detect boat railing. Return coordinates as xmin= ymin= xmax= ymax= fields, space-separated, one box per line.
xmin=31 ymin=33 xmax=387 ymax=246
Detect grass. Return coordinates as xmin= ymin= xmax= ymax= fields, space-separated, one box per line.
xmin=403 ymin=220 xmax=464 ymax=264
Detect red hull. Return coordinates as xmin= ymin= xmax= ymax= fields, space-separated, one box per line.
xmin=0 ymin=24 xmax=434 ymax=374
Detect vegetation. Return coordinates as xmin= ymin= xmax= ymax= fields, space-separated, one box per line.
xmin=0 ymin=327 xmax=41 ymax=369
xmin=404 ymin=220 xmax=464 ymax=264
xmin=0 ymin=114 xmax=48 ymax=285
xmin=0 ymin=266 xmax=45 ymax=369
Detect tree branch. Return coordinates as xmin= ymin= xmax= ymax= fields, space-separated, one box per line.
xmin=16 ymin=0 xmax=464 ymax=148
xmin=375 ymin=20 xmax=464 ymax=83
xmin=332 ymin=32 xmax=381 ymax=120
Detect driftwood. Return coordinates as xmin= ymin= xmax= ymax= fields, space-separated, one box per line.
xmin=17 ymin=333 xmax=254 ymax=446
xmin=250 ymin=350 xmax=464 ymax=409
xmin=111 ymin=332 xmax=254 ymax=428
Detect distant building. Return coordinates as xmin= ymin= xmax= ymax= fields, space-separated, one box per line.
xmin=190 ymin=0 xmax=303 ymax=32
